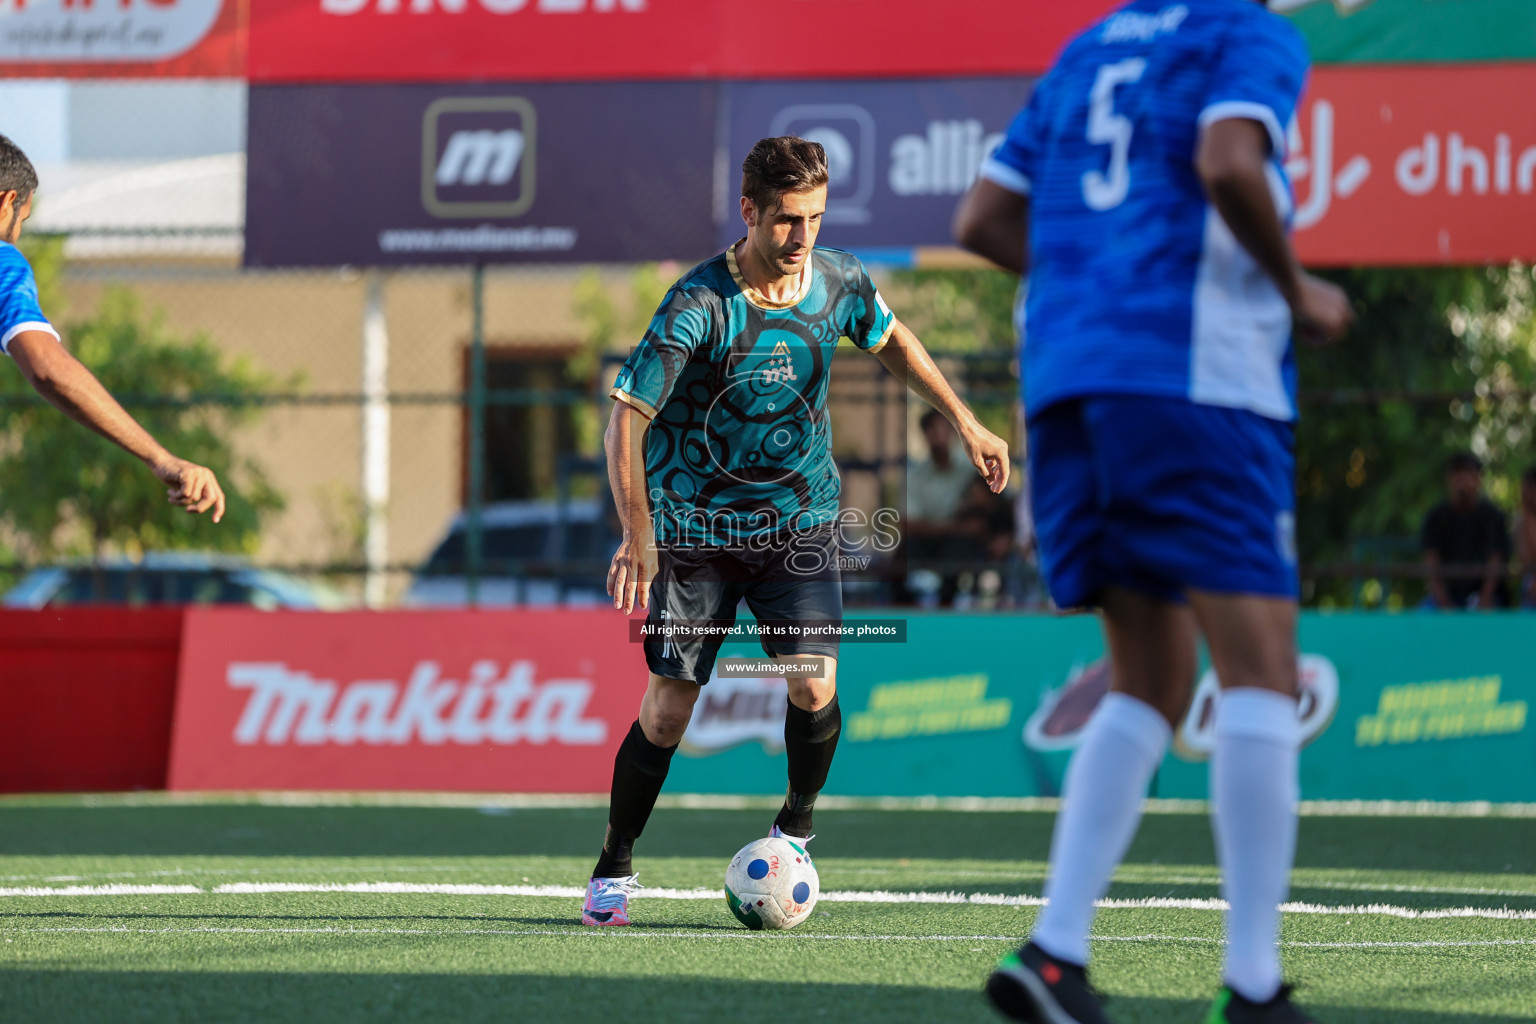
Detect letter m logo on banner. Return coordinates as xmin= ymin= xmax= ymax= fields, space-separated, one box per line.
xmin=421 ymin=96 xmax=537 ymax=219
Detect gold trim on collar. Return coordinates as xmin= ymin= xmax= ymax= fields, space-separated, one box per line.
xmin=726 ymin=238 xmax=814 ymax=311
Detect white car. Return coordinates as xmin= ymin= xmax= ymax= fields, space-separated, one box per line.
xmin=3 ymin=552 xmax=353 ymax=610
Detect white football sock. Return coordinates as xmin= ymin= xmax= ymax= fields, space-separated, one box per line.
xmin=1032 ymin=692 xmax=1171 ymax=966
xmin=1211 ymin=687 xmax=1300 ymax=1003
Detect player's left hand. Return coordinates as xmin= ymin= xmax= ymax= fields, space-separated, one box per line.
xmin=961 ymin=424 xmax=1010 ymax=494
xmin=152 ymin=456 xmax=227 ymax=524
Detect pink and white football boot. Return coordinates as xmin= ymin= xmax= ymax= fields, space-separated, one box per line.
xmin=769 ymin=825 xmax=815 ymax=860
xmin=580 ymin=874 xmax=640 ymax=926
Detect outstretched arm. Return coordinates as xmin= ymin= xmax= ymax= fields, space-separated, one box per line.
xmin=875 ymin=319 xmax=1009 ymax=493
xmin=9 ymin=330 xmax=226 ymax=521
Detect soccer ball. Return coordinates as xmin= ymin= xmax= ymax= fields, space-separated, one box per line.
xmin=724 ymin=835 xmax=819 ymax=930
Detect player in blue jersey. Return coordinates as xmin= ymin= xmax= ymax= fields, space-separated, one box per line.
xmin=0 ymin=135 xmax=225 ymax=523
xmin=955 ymin=2 xmax=1351 ymax=1022
xmin=581 ymin=136 xmax=1010 ymax=926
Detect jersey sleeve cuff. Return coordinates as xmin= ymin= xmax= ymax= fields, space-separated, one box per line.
xmin=865 ymin=319 xmax=896 ymax=354
xmin=979 ymin=157 xmax=1032 ymax=196
xmin=1198 ymin=101 xmax=1287 ymax=158
xmin=610 ymin=387 xmax=658 ymax=420
xmin=0 ymin=320 xmax=59 ymax=355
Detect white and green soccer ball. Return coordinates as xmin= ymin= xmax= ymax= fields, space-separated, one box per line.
xmin=724 ymin=835 xmax=819 ymax=930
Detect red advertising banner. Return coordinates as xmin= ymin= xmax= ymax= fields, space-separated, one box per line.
xmin=168 ymin=608 xmax=648 ymax=792
xmin=0 ymin=609 xmax=183 ymax=793
xmin=1292 ymin=65 xmax=1536 ymax=265
xmin=0 ymin=0 xmax=244 ymax=79
xmin=247 ymin=0 xmax=1118 ymax=84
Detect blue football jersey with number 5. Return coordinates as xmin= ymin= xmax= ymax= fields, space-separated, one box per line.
xmin=982 ymin=0 xmax=1309 ymax=423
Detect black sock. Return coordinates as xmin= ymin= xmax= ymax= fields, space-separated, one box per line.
xmin=775 ymin=694 xmax=841 ymax=838
xmin=592 ymin=720 xmax=677 ymax=879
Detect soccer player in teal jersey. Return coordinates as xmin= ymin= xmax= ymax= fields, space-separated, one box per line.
xmin=581 ymin=136 xmax=1011 ymax=926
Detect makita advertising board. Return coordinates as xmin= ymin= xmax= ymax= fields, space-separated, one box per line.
xmin=0 ymin=0 xmax=244 ymax=78
xmin=243 ymin=82 xmax=716 ymax=267
xmin=167 ymin=609 xmax=648 ymax=791
xmin=246 ymin=0 xmax=1115 ymax=84
xmin=719 ymin=79 xmax=1033 ymax=253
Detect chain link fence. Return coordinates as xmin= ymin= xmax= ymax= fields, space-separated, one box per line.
xmin=3 ymin=81 xmax=1531 ymax=612
xmin=8 ymin=244 xmax=1535 ymax=612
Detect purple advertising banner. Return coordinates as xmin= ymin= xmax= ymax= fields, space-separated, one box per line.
xmin=720 ymin=78 xmax=1036 ymax=252
xmin=245 ymin=83 xmax=718 ymax=267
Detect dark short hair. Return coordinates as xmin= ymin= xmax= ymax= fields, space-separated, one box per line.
xmin=919 ymin=409 xmax=947 ymax=432
xmin=741 ymin=136 xmax=828 ymax=215
xmin=1446 ymin=451 xmax=1483 ymax=474
xmin=0 ymin=135 xmax=37 ymax=206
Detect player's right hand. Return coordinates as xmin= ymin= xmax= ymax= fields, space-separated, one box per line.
xmin=152 ymin=456 xmax=227 ymax=524
xmin=1293 ymin=273 xmax=1353 ymax=345
xmin=961 ymin=423 xmax=1011 ymax=493
xmin=607 ymin=527 xmax=658 ymax=614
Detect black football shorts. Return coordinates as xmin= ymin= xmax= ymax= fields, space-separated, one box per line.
xmin=644 ymin=525 xmax=843 ymax=685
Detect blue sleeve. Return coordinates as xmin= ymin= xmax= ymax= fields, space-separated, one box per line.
xmin=0 ymin=246 xmax=56 ymax=356
xmin=1197 ymin=12 xmax=1310 ymax=158
xmin=980 ymin=81 xmax=1045 ymax=196
xmin=609 ymin=281 xmax=712 ymax=419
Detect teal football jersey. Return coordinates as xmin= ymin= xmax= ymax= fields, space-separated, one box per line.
xmin=610 ymin=242 xmax=895 ymax=546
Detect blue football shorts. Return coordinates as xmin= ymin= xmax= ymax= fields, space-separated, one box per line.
xmin=1027 ymin=394 xmax=1299 ymax=609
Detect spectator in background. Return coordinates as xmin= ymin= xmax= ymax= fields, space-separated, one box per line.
xmin=1421 ymin=452 xmax=1511 ymax=610
xmin=906 ymin=409 xmax=973 ymax=532
xmin=904 ymin=410 xmax=988 ymax=605
xmin=955 ymin=475 xmax=1017 ymax=561
xmin=1516 ymin=466 xmax=1536 ymax=608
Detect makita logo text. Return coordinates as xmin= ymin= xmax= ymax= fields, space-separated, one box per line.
xmin=322 ymin=0 xmax=645 ymax=13
xmin=228 ymin=660 xmax=607 ymax=747
xmin=437 ymin=130 xmax=525 ymax=187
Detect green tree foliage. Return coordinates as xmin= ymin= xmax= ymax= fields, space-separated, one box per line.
xmin=880 ymin=267 xmax=1021 ymax=445
xmin=571 ymin=264 xmax=671 ymax=460
xmin=0 ymin=259 xmax=287 ymax=561
xmin=881 ymin=267 xmax=1019 ymax=354
xmin=1298 ymin=265 xmax=1536 ymax=605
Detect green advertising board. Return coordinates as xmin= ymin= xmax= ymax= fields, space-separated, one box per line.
xmin=1283 ymin=0 xmax=1536 ymax=65
xmin=665 ymin=612 xmax=1535 ymax=803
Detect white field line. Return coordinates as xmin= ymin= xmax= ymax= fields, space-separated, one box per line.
xmin=3 ymin=864 xmax=1532 ymax=902
xmin=1098 ymin=935 xmax=1536 ymax=950
xmin=3 ymin=926 xmax=1535 ymax=951
xmin=0 ymin=885 xmax=201 ymax=897
xmin=15 ymin=791 xmax=1536 ymax=818
xmin=5 ymin=881 xmax=1536 ymax=921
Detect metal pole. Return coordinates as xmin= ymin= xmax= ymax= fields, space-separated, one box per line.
xmin=361 ymin=271 xmax=391 ymax=609
xmin=467 ymin=263 xmax=487 ymax=606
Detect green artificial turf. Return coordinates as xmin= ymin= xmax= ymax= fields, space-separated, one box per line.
xmin=0 ymin=795 xmax=1532 ymax=1023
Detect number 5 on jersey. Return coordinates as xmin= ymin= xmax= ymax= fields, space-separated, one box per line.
xmin=1082 ymin=57 xmax=1147 ymax=211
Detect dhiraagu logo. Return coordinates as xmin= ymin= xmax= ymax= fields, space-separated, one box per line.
xmin=847 ymin=674 xmax=1012 ymax=742
xmin=1355 ymin=675 xmax=1528 ymax=747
